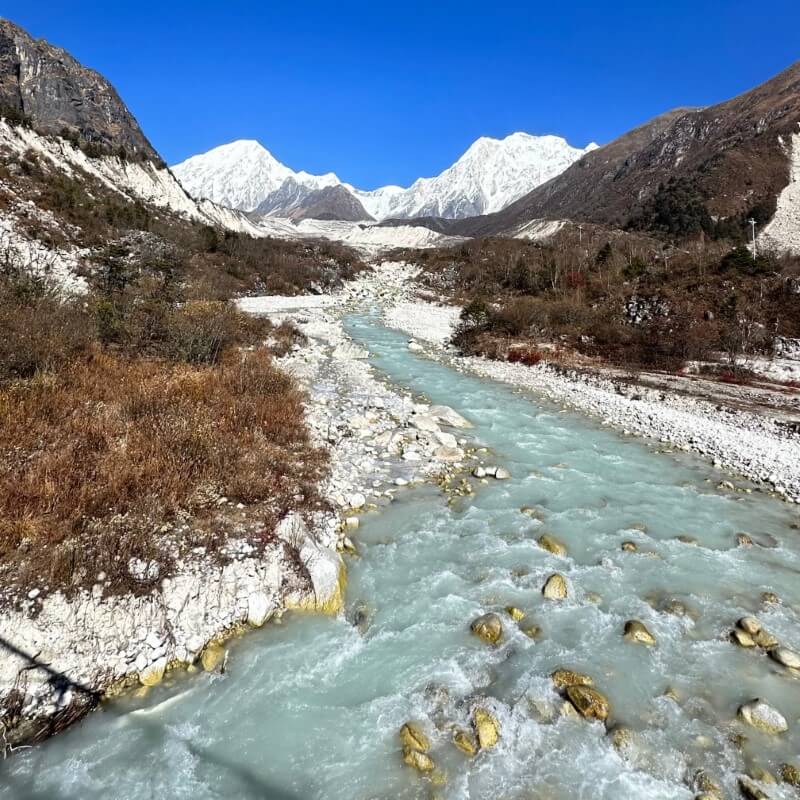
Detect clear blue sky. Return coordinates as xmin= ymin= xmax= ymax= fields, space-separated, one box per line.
xmin=4 ymin=1 xmax=799 ymax=189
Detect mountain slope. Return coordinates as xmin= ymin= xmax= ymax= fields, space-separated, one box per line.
xmin=173 ymin=133 xmax=595 ymax=221
xmin=286 ymin=185 xmax=373 ymax=222
xmin=0 ymin=18 xmax=159 ymax=162
xmin=450 ymin=62 xmax=800 ymax=241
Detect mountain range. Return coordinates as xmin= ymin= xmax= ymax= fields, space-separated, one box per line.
xmin=172 ymin=134 xmax=597 ymax=222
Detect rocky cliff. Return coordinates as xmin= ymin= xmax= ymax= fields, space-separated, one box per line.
xmin=0 ymin=18 xmax=159 ymax=162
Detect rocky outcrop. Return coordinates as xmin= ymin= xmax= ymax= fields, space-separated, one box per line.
xmin=0 ymin=18 xmax=159 ymax=161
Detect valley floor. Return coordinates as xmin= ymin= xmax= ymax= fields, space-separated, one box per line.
xmin=375 ymin=264 xmax=800 ymax=505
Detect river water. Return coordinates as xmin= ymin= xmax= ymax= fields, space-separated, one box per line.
xmin=3 ymin=314 xmax=800 ymax=799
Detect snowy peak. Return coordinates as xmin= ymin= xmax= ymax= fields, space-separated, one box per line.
xmin=172 ymin=140 xmax=339 ymax=212
xmin=353 ymin=132 xmax=595 ymax=219
xmin=172 ymin=132 xmax=595 ymax=221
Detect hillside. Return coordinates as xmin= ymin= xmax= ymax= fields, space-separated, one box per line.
xmin=460 ymin=64 xmax=800 ymax=247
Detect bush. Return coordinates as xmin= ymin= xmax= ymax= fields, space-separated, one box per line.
xmin=0 ymin=348 xmax=327 ymax=595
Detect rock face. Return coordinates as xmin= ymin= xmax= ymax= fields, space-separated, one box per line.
xmin=0 ymin=19 xmax=159 ymax=161
xmin=470 ymin=613 xmax=503 ymax=645
xmin=738 ymin=698 xmax=789 ymax=734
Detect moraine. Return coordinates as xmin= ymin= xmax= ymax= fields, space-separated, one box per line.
xmin=3 ymin=302 xmax=800 ymax=800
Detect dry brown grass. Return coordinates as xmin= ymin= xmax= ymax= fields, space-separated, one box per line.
xmin=0 ymin=347 xmax=327 ymax=596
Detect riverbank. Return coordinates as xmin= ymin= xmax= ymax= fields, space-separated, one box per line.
xmin=0 ymin=266 xmax=480 ymax=753
xmin=371 ymin=263 xmax=800 ymax=505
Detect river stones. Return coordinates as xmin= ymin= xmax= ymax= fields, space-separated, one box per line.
xmin=738 ymin=776 xmax=770 ymax=800
xmin=736 ymin=533 xmax=754 ymax=547
xmin=139 ymin=656 xmax=167 ymax=687
xmin=494 ymin=467 xmax=511 ymax=480
xmin=402 ymin=748 xmax=434 ymax=772
xmin=692 ymin=768 xmax=723 ymax=798
xmin=542 ymin=573 xmax=568 ymax=600
xmin=470 ymin=613 xmax=503 ymax=645
xmin=565 ymin=685 xmax=610 ymax=721
xmin=505 ymin=606 xmax=525 ymax=621
xmin=429 ymin=404 xmax=472 ymax=428
xmin=754 ymin=629 xmax=779 ymax=649
xmin=761 ymin=591 xmax=780 ymax=605
xmin=472 ymin=708 xmax=500 ymax=749
xmin=399 ymin=722 xmax=430 ymax=752
xmin=538 ymin=534 xmax=567 ymax=557
xmin=738 ymin=616 xmax=762 ymax=636
xmin=731 ymin=628 xmax=757 ymax=648
xmin=452 ymin=728 xmax=478 ymax=757
xmin=551 ymin=669 xmax=594 ymax=690
xmin=770 ymin=647 xmax=800 ymax=670
xmin=621 ymin=541 xmax=638 ymax=552
xmin=780 ymin=763 xmax=800 ymax=786
xmin=624 ymin=620 xmax=656 ymax=646
xmin=737 ymin=699 xmax=788 ymax=734
xmin=200 ymin=643 xmax=225 ymax=673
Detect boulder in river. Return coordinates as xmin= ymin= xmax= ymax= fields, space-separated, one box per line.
xmin=399 ymin=722 xmax=430 ymax=752
xmin=470 ymin=613 xmax=503 ymax=645
xmin=621 ymin=541 xmax=638 ymax=552
xmin=452 ymin=728 xmax=478 ymax=757
xmin=624 ymin=620 xmax=656 ymax=646
xmin=781 ymin=763 xmax=800 ymax=786
xmin=505 ymin=606 xmax=525 ymax=621
xmin=402 ymin=748 xmax=434 ymax=772
xmin=738 ymin=616 xmax=762 ymax=636
xmin=770 ymin=647 xmax=800 ymax=670
xmin=761 ymin=591 xmax=780 ymax=605
xmin=738 ymin=776 xmax=771 ymax=800
xmin=565 ymin=685 xmax=610 ymax=721
xmin=753 ymin=629 xmax=779 ymax=649
xmin=429 ymin=405 xmax=472 ymax=428
xmin=538 ymin=534 xmax=567 ymax=557
xmin=472 ymin=708 xmax=500 ymax=749
xmin=551 ymin=669 xmax=593 ymax=690
xmin=737 ymin=698 xmax=788 ymax=734
xmin=201 ymin=643 xmax=225 ymax=673
xmin=542 ymin=573 xmax=568 ymax=600
xmin=139 ymin=657 xmax=167 ymax=687
xmin=731 ymin=628 xmax=756 ymax=648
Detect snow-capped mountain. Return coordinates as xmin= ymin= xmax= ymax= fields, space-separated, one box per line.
xmin=171 ymin=139 xmax=340 ymax=213
xmin=353 ymin=133 xmax=597 ymax=219
xmin=172 ymin=133 xmax=596 ymax=221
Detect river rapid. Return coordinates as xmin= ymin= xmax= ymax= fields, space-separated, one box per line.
xmin=3 ymin=313 xmax=800 ymax=800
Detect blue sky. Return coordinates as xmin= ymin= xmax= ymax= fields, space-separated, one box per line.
xmin=4 ymin=1 xmax=799 ymax=189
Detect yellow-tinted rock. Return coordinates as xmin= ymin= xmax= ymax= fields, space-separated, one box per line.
xmin=731 ymin=628 xmax=756 ymax=648
xmin=505 ymin=606 xmax=525 ymax=621
xmin=430 ymin=769 xmax=447 ymax=787
xmin=565 ymin=685 xmax=610 ymax=721
xmin=781 ymin=763 xmax=800 ymax=786
xmin=399 ymin=722 xmax=430 ymax=752
xmin=542 ymin=573 xmax=568 ymax=600
xmin=285 ymin=562 xmax=348 ymax=616
xmin=470 ymin=613 xmax=503 ymax=645
xmin=624 ymin=619 xmax=656 ymax=646
xmin=138 ymin=657 xmax=167 ymax=687
xmin=473 ymin=708 xmax=500 ymax=749
xmin=736 ymin=533 xmax=754 ymax=547
xmin=738 ymin=778 xmax=768 ymax=800
xmin=200 ymin=644 xmax=225 ymax=673
xmin=737 ymin=616 xmax=762 ymax=635
xmin=621 ymin=541 xmax=638 ymax=552
xmin=693 ymin=769 xmax=722 ymax=798
xmin=762 ymin=591 xmax=780 ymax=605
xmin=551 ymin=669 xmax=593 ymax=690
xmin=402 ymin=748 xmax=434 ymax=772
xmin=452 ymin=728 xmax=478 ymax=757
xmin=753 ymin=629 xmax=779 ymax=649
xmin=538 ymin=534 xmax=567 ymax=557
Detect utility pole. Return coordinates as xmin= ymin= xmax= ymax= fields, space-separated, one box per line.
xmin=748 ymin=218 xmax=757 ymax=258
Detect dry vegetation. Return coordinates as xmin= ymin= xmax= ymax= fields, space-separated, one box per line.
xmin=0 ymin=244 xmax=327 ymax=601
xmin=403 ymin=229 xmax=800 ymax=378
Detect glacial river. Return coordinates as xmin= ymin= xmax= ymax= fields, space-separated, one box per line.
xmin=3 ymin=314 xmax=800 ymax=799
